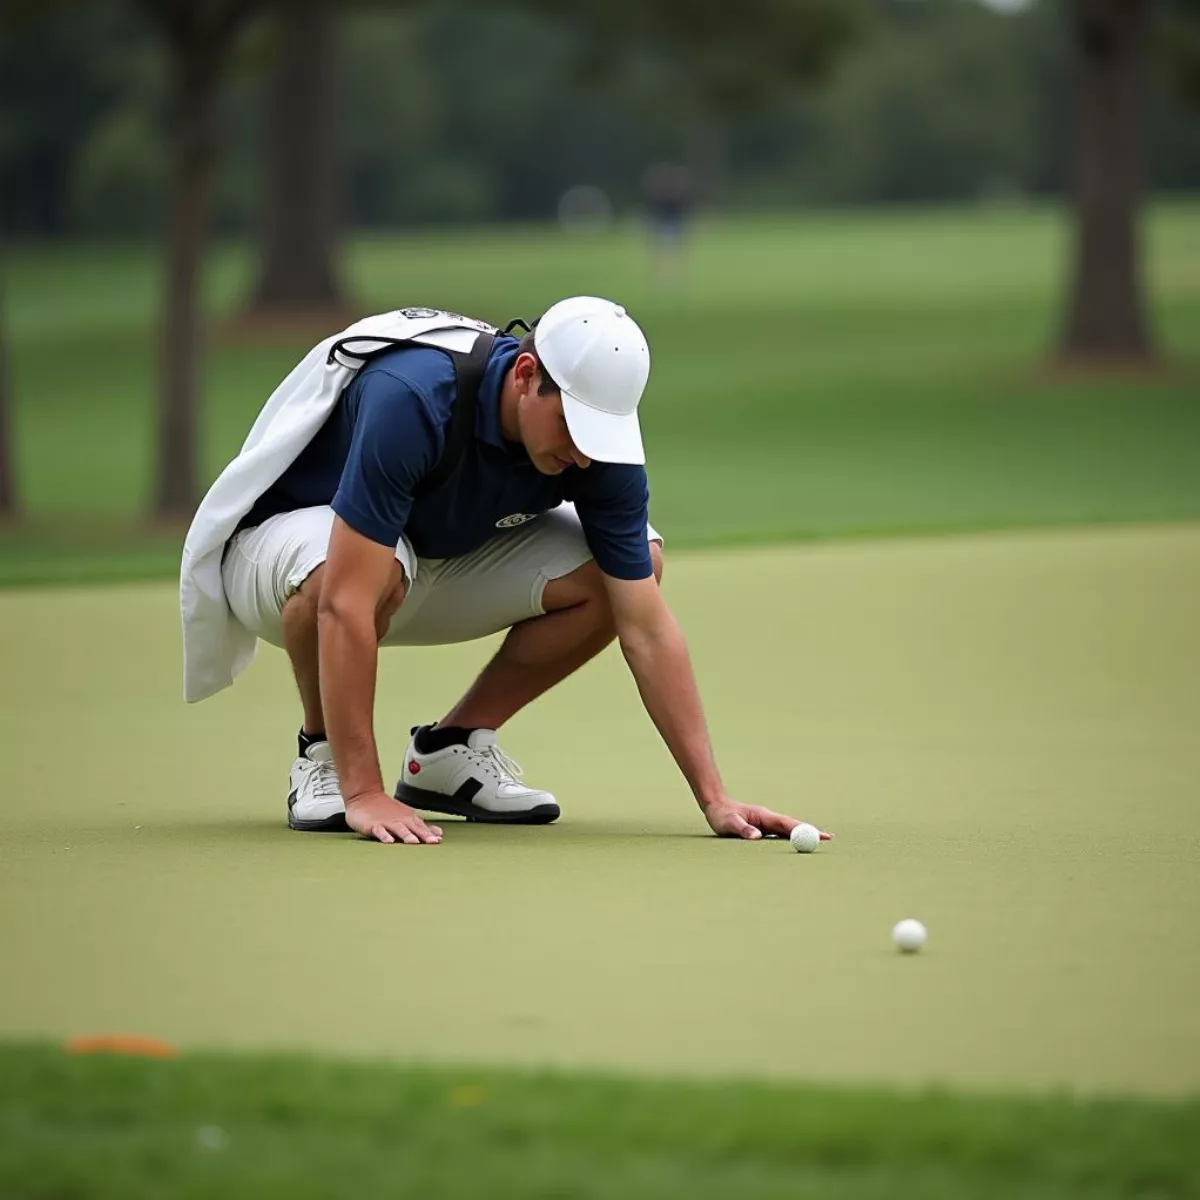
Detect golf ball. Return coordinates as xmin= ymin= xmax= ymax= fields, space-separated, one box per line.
xmin=892 ymin=918 xmax=927 ymax=953
xmin=789 ymin=822 xmax=820 ymax=853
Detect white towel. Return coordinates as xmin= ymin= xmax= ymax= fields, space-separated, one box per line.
xmin=180 ymin=309 xmax=495 ymax=702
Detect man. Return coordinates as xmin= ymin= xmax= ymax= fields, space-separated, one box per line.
xmin=642 ymin=160 xmax=694 ymax=278
xmin=186 ymin=297 xmax=827 ymax=846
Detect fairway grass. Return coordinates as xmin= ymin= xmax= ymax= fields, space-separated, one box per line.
xmin=7 ymin=206 xmax=1199 ymax=1197
xmin=2 ymin=1045 xmax=1199 ymax=1200
xmin=3 ymin=203 xmax=1200 ymax=586
xmin=2 ymin=523 xmax=1198 ymax=1096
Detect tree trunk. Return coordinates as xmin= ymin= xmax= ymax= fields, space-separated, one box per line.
xmin=249 ymin=0 xmax=344 ymax=315
xmin=0 ymin=240 xmax=16 ymax=518
xmin=1060 ymin=0 xmax=1155 ymax=363
xmin=154 ymin=40 xmax=221 ymax=520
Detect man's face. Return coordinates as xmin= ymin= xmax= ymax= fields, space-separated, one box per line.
xmin=514 ymin=353 xmax=592 ymax=476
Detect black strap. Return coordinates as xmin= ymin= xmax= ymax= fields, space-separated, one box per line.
xmin=325 ymin=326 xmax=496 ymax=498
xmin=414 ymin=330 xmax=495 ymax=497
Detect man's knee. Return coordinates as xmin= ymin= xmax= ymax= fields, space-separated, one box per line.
xmin=282 ymin=560 xmax=408 ymax=640
xmin=374 ymin=565 xmax=408 ymax=640
xmin=542 ymin=543 xmax=664 ymax=615
xmin=542 ymin=559 xmax=605 ymax=612
xmin=283 ymin=564 xmax=325 ymax=627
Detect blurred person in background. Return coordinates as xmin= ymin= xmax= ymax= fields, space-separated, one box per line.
xmin=642 ymin=161 xmax=695 ymax=279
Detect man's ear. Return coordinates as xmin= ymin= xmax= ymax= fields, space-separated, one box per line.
xmin=513 ymin=351 xmax=539 ymax=390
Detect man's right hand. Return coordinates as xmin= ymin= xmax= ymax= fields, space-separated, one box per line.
xmin=344 ymin=791 xmax=443 ymax=845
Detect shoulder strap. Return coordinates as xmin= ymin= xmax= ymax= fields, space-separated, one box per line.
xmin=325 ymin=325 xmax=496 ymax=499
xmin=414 ymin=330 xmax=495 ymax=497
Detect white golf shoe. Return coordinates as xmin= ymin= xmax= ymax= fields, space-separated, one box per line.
xmin=394 ymin=725 xmax=560 ymax=824
xmin=287 ymin=740 xmax=349 ymax=832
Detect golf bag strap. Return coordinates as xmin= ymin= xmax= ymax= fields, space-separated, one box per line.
xmin=415 ymin=330 xmax=494 ymax=497
xmin=326 ymin=328 xmax=496 ymax=499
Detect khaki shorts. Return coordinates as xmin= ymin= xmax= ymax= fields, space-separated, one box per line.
xmin=222 ymin=503 xmax=662 ymax=649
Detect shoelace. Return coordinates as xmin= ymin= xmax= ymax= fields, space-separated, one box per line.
xmin=481 ymin=743 xmax=524 ymax=785
xmin=307 ymin=758 xmax=342 ymax=799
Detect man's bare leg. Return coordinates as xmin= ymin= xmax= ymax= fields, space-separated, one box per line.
xmin=281 ymin=569 xmax=325 ymax=735
xmin=440 ymin=545 xmax=663 ymax=732
xmin=281 ymin=561 xmax=408 ymax=735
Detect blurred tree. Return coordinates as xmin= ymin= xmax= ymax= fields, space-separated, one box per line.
xmin=8 ymin=0 xmax=1200 ymax=238
xmin=0 ymin=240 xmax=14 ymax=518
xmin=1158 ymin=0 xmax=1200 ymax=104
xmin=70 ymin=103 xmax=167 ymax=236
xmin=247 ymin=0 xmax=345 ymax=317
xmin=0 ymin=0 xmax=111 ymax=521
xmin=661 ymin=0 xmax=859 ymax=205
xmin=787 ymin=1 xmax=1038 ymax=204
xmin=1059 ymin=0 xmax=1155 ymax=363
xmin=409 ymin=5 xmax=650 ymax=222
xmin=135 ymin=0 xmax=259 ymax=519
xmin=0 ymin=1 xmax=138 ymax=237
xmin=545 ymin=0 xmax=860 ymax=206
xmin=1152 ymin=0 xmax=1200 ymax=195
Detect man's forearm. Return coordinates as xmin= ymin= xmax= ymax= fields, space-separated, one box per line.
xmin=317 ymin=607 xmax=384 ymax=801
xmin=620 ymin=616 xmax=724 ymax=810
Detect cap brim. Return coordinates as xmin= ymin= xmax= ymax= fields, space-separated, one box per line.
xmin=561 ymin=391 xmax=645 ymax=465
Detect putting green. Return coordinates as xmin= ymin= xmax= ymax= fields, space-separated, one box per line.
xmin=2 ymin=524 xmax=1198 ymax=1095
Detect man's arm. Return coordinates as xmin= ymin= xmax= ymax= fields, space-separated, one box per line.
xmin=318 ymin=515 xmax=442 ymax=845
xmin=604 ymin=572 xmax=828 ymax=841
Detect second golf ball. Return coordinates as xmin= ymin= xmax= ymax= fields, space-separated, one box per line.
xmin=892 ymin=918 xmax=927 ymax=952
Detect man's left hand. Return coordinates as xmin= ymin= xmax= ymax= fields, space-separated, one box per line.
xmin=704 ymin=799 xmax=833 ymax=842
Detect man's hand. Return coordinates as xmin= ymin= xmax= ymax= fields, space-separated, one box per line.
xmin=602 ymin=571 xmax=832 ymax=846
xmin=345 ymin=791 xmax=443 ymax=845
xmin=704 ymin=798 xmax=833 ymax=842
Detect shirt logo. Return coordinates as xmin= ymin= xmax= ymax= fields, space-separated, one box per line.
xmin=496 ymin=513 xmax=537 ymax=529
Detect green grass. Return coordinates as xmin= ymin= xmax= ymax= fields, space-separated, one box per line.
xmin=4 ymin=209 xmax=1200 ymax=1195
xmin=3 ymin=202 xmax=1199 ymax=585
xmin=3 ymin=1044 xmax=1198 ymax=1200
xmin=4 ymin=524 xmax=1199 ymax=1096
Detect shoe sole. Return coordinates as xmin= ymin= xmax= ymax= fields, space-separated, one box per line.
xmin=287 ymin=790 xmax=349 ymax=833
xmin=395 ymin=781 xmax=560 ymax=825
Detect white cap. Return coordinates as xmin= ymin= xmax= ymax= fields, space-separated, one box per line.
xmin=533 ymin=296 xmax=650 ymax=465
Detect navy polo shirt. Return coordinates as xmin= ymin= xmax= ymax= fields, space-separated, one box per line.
xmin=239 ymin=336 xmax=654 ymax=580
